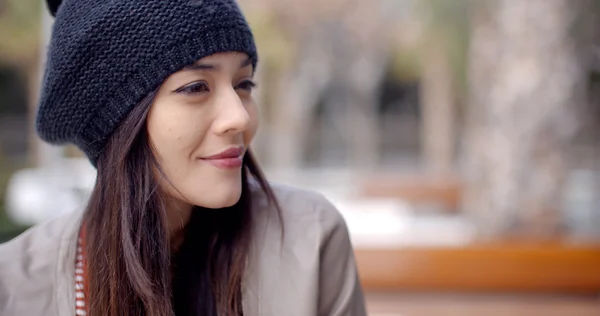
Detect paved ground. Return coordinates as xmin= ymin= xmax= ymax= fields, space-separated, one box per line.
xmin=365 ymin=292 xmax=600 ymax=316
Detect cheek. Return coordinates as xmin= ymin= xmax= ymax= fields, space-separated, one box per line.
xmin=147 ymin=102 xmax=206 ymax=164
xmin=148 ymin=112 xmax=179 ymax=157
xmin=147 ymin=104 xmax=208 ymax=201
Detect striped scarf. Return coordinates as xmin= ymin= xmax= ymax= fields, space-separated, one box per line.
xmin=75 ymin=227 xmax=88 ymax=315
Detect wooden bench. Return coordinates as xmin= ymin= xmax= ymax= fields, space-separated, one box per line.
xmin=355 ymin=243 xmax=600 ymax=293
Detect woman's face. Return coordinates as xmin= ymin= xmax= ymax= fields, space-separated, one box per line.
xmin=147 ymin=52 xmax=258 ymax=210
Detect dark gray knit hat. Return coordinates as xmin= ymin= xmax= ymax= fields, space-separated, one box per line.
xmin=36 ymin=0 xmax=258 ymax=164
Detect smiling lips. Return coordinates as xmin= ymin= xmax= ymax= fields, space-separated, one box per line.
xmin=200 ymin=146 xmax=245 ymax=169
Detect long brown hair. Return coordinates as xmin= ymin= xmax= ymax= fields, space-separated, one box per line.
xmin=83 ymin=90 xmax=280 ymax=316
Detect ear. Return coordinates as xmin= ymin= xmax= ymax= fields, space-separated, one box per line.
xmin=46 ymin=0 xmax=62 ymax=17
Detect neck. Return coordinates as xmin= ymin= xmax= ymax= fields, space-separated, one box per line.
xmin=165 ymin=198 xmax=193 ymax=252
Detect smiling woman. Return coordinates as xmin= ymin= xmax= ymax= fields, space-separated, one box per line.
xmin=0 ymin=1 xmax=366 ymax=316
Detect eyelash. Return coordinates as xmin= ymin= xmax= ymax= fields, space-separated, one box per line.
xmin=175 ymin=80 xmax=257 ymax=95
xmin=237 ymin=80 xmax=257 ymax=91
xmin=176 ymin=81 xmax=209 ymax=94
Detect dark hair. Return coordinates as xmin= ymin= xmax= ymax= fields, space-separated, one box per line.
xmin=83 ymin=89 xmax=280 ymax=316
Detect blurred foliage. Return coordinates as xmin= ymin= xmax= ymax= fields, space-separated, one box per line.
xmin=0 ymin=0 xmax=42 ymax=67
xmin=244 ymin=10 xmax=297 ymax=122
xmin=246 ymin=11 xmax=296 ymax=74
xmin=0 ymin=150 xmax=29 ymax=243
xmin=0 ymin=206 xmax=29 ymax=243
xmin=0 ymin=63 xmax=28 ymax=114
xmin=0 ymin=0 xmax=39 ymax=242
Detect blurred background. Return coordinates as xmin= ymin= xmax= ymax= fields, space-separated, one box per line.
xmin=1 ymin=0 xmax=600 ymax=315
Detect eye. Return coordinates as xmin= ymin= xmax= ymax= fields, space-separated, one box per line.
xmin=235 ymin=79 xmax=257 ymax=92
xmin=174 ymin=81 xmax=210 ymax=94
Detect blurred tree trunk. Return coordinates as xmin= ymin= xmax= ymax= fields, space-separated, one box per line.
xmin=268 ymin=39 xmax=333 ymax=169
xmin=418 ymin=0 xmax=470 ymax=176
xmin=462 ymin=0 xmax=594 ymax=240
xmin=267 ymin=0 xmax=396 ymax=170
xmin=420 ymin=38 xmax=455 ymax=175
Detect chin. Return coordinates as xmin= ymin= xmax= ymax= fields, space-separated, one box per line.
xmin=192 ymin=187 xmax=242 ymax=209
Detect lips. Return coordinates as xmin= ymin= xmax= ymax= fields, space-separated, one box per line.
xmin=200 ymin=146 xmax=245 ymax=169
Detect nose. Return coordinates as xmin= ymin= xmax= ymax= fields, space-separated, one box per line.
xmin=213 ymin=87 xmax=250 ymax=135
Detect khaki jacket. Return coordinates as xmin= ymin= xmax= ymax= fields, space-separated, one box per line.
xmin=0 ymin=183 xmax=366 ymax=316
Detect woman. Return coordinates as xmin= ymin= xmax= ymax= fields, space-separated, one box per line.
xmin=0 ymin=0 xmax=366 ymax=315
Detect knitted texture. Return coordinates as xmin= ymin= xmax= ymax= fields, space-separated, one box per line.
xmin=36 ymin=0 xmax=258 ymax=164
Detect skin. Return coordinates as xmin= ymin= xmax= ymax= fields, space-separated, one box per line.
xmin=146 ymin=52 xmax=259 ymax=247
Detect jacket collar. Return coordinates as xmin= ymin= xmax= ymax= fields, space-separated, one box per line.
xmin=55 ymin=211 xmax=83 ymax=315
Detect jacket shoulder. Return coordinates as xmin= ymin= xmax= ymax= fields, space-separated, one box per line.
xmin=249 ymin=183 xmax=367 ymax=315
xmin=0 ymin=210 xmax=82 ymax=315
xmin=265 ymin=182 xmax=346 ymax=233
xmin=252 ymin=181 xmax=352 ymax=259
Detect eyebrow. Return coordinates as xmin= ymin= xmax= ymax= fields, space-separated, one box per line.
xmin=239 ymin=57 xmax=253 ymax=68
xmin=183 ymin=57 xmax=253 ymax=72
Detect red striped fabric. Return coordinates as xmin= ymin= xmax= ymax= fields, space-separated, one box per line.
xmin=75 ymin=227 xmax=88 ymax=315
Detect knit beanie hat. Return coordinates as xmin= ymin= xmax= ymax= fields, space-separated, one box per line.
xmin=36 ymin=0 xmax=258 ymax=165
